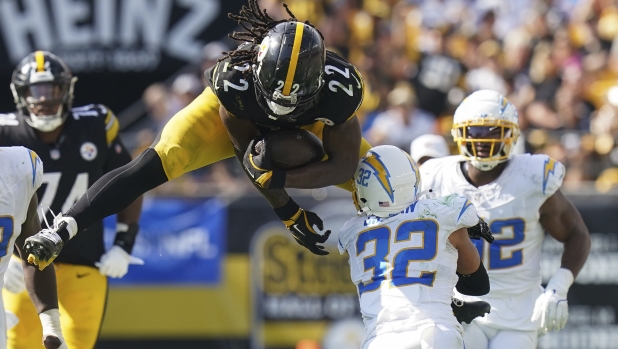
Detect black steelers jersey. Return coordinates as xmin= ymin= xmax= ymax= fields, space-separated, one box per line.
xmin=0 ymin=104 xmax=132 ymax=266
xmin=206 ymin=50 xmax=364 ymax=130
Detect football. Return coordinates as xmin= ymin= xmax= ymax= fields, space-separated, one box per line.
xmin=256 ymin=129 xmax=326 ymax=170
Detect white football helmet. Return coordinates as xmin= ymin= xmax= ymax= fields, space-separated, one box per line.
xmin=353 ymin=145 xmax=421 ymax=217
xmin=451 ymin=89 xmax=520 ymax=171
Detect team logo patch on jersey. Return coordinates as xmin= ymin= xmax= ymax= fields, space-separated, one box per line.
xmin=543 ymin=157 xmax=557 ymax=195
xmin=315 ymin=118 xmax=335 ymax=126
xmin=457 ymin=199 xmax=474 ymax=221
xmin=80 ymin=142 xmax=98 ymax=161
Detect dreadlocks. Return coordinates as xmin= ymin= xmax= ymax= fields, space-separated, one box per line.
xmin=220 ymin=0 xmax=324 ymax=70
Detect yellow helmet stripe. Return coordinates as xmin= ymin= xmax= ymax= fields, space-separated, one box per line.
xmin=35 ymin=51 xmax=45 ymax=72
xmin=282 ymin=23 xmax=305 ymax=96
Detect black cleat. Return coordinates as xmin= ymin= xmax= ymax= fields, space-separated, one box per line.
xmin=24 ymin=228 xmax=65 ymax=271
xmin=451 ymin=298 xmax=491 ymax=324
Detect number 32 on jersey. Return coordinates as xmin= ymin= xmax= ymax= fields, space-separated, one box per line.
xmin=355 ymin=219 xmax=437 ymax=295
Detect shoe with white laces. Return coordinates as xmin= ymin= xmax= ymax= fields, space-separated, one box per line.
xmin=24 ymin=214 xmax=77 ymax=271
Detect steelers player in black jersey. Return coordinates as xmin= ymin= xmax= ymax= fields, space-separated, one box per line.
xmin=1 ymin=51 xmax=143 ymax=349
xmin=22 ymin=0 xmax=371 ymax=262
xmin=21 ymin=1 xmax=492 ymax=326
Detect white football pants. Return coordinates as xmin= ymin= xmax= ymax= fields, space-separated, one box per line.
xmin=462 ymin=320 xmax=538 ymax=349
xmin=364 ymin=323 xmax=463 ymax=349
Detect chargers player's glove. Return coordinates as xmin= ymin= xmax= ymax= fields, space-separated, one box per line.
xmin=24 ymin=215 xmax=77 ymax=271
xmin=40 ymin=309 xmax=68 ymax=349
xmin=4 ymin=257 xmax=25 ymax=294
xmin=532 ymin=268 xmax=574 ymax=333
xmin=96 ymin=223 xmax=142 ymax=278
xmin=274 ymin=199 xmax=331 ymax=255
xmin=242 ymin=137 xmax=286 ymax=189
xmin=468 ymin=218 xmax=494 ymax=243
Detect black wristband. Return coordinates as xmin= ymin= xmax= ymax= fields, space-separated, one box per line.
xmin=273 ymin=198 xmax=300 ymax=221
xmin=269 ymin=169 xmax=286 ymax=189
xmin=113 ymin=223 xmax=139 ymax=254
xmin=56 ymin=222 xmax=71 ymax=244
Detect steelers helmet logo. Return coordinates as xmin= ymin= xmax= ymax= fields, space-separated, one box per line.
xmin=257 ymin=37 xmax=270 ymax=63
xmin=80 ymin=142 xmax=98 ymax=161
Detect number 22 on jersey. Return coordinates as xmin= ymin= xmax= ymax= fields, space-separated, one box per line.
xmin=356 ymin=219 xmax=438 ymax=295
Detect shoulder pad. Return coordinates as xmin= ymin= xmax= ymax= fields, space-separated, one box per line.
xmin=25 ymin=148 xmax=44 ymax=190
xmin=0 ymin=113 xmax=19 ymax=127
xmin=3 ymin=147 xmax=43 ymax=190
xmin=71 ymin=104 xmax=109 ymax=119
xmin=525 ymin=154 xmax=565 ymax=197
xmin=72 ymin=104 xmax=119 ymax=145
xmin=419 ymin=195 xmax=478 ymax=229
xmin=208 ymin=59 xmax=255 ymax=119
xmin=338 ymin=216 xmax=365 ymax=254
xmin=419 ymin=156 xmax=454 ymax=196
xmin=317 ymin=51 xmax=364 ymax=125
xmin=449 ymin=195 xmax=479 ymax=228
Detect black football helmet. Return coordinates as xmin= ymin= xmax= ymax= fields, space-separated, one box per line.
xmin=254 ymin=21 xmax=325 ymax=119
xmin=10 ymin=51 xmax=77 ymax=132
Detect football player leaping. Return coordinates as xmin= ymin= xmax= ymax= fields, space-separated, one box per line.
xmin=21 ymin=0 xmax=491 ymax=324
xmin=0 ymin=147 xmax=67 ymax=348
xmin=1 ymin=51 xmax=143 ymax=349
xmin=419 ymin=90 xmax=591 ymax=348
xmin=340 ymin=145 xmax=491 ymax=349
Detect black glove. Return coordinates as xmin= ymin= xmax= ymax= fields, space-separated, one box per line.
xmin=468 ymin=218 xmax=494 ymax=243
xmin=274 ymin=199 xmax=331 ymax=255
xmin=242 ymin=137 xmax=285 ymax=189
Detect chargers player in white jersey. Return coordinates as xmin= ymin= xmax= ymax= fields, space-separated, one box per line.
xmin=420 ymin=90 xmax=591 ymax=348
xmin=339 ymin=145 xmax=491 ymax=349
xmin=0 ymin=146 xmax=67 ymax=348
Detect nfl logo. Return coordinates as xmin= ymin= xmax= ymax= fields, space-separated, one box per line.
xmin=379 ymin=201 xmax=389 ymax=207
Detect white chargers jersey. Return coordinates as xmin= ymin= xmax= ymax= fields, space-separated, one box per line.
xmin=420 ymin=154 xmax=565 ymax=330
xmin=0 ymin=146 xmax=43 ymax=277
xmin=338 ymin=195 xmax=480 ymax=340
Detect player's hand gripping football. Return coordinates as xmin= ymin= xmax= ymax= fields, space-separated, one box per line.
xmin=242 ymin=137 xmax=285 ymax=189
xmin=468 ymin=218 xmax=494 ymax=243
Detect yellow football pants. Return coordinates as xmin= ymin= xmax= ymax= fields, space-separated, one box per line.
xmin=153 ymin=87 xmax=372 ymax=191
xmin=3 ymin=262 xmax=107 ymax=349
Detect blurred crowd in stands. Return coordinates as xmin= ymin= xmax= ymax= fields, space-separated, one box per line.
xmin=126 ymin=0 xmax=618 ymax=195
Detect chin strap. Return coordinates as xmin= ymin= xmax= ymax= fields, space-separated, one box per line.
xmin=417 ymin=189 xmax=434 ymax=199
